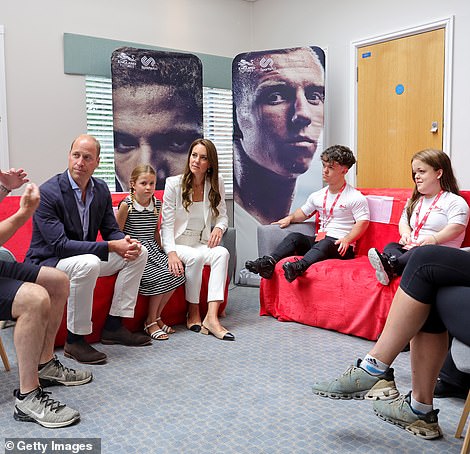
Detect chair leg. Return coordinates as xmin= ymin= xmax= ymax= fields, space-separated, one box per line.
xmin=0 ymin=335 xmax=11 ymax=371
xmin=462 ymin=422 xmax=470 ymax=454
xmin=456 ymin=390 xmax=470 ymax=454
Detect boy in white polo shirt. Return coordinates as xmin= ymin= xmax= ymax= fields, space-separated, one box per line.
xmin=246 ymin=145 xmax=370 ymax=282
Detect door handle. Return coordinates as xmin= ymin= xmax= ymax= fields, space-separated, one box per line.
xmin=430 ymin=121 xmax=438 ymax=133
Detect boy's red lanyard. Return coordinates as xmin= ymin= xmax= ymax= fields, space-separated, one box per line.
xmin=320 ymin=183 xmax=346 ymax=231
xmin=412 ymin=190 xmax=443 ymax=240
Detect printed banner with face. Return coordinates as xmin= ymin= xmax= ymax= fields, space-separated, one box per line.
xmin=111 ymin=47 xmax=203 ymax=191
xmin=232 ymin=46 xmax=326 ymax=283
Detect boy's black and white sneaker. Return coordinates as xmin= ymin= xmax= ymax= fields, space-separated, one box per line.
xmin=282 ymin=260 xmax=306 ymax=283
xmin=38 ymin=355 xmax=92 ymax=387
xmin=245 ymin=256 xmax=276 ymax=279
xmin=14 ymin=388 xmax=80 ymax=428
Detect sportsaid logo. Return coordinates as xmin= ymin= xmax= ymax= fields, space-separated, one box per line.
xmin=141 ymin=56 xmax=157 ymax=70
xmin=259 ymin=57 xmax=274 ymax=72
xmin=116 ymin=52 xmax=137 ymax=69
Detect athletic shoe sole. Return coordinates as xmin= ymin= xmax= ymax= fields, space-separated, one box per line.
xmin=368 ymin=248 xmax=390 ymax=285
xmin=14 ymin=407 xmax=80 ymax=429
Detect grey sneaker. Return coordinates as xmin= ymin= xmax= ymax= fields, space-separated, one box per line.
xmin=39 ymin=355 xmax=92 ymax=387
xmin=373 ymin=392 xmax=443 ymax=440
xmin=14 ymin=388 xmax=80 ymax=428
xmin=312 ymin=359 xmax=399 ymax=400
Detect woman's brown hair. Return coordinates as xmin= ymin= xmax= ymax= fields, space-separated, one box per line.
xmin=406 ymin=149 xmax=460 ymax=222
xmin=181 ymin=139 xmax=221 ymax=217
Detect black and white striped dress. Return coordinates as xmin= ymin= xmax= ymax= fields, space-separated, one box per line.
xmin=121 ymin=196 xmax=185 ymax=296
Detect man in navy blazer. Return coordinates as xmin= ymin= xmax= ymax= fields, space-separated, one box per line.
xmin=26 ymin=135 xmax=151 ymax=364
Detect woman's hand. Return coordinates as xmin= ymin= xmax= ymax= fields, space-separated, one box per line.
xmin=420 ymin=235 xmax=439 ymax=246
xmin=399 ymin=232 xmax=412 ymax=246
xmin=208 ymin=227 xmax=223 ymax=248
xmin=168 ymin=251 xmax=184 ymax=276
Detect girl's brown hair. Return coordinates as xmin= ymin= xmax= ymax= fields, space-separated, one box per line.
xmin=128 ymin=164 xmax=158 ymax=215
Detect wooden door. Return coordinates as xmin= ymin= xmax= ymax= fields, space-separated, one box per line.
xmin=357 ymin=29 xmax=445 ymax=188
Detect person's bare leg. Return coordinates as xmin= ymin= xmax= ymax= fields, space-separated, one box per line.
xmin=411 ymin=331 xmax=448 ymax=405
xmin=35 ymin=267 xmax=69 ymax=365
xmin=156 ymin=291 xmax=175 ymax=333
xmin=11 ymin=283 xmax=50 ymax=393
xmin=145 ymin=294 xmax=168 ymax=339
xmin=369 ymin=287 xmax=431 ymax=366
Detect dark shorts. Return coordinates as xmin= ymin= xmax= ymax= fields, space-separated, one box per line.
xmin=0 ymin=260 xmax=41 ymax=321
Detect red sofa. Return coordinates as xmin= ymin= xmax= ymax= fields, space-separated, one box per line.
xmin=260 ymin=188 xmax=470 ymax=341
xmin=0 ymin=191 xmax=229 ymax=346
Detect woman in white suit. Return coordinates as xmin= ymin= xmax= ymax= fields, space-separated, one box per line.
xmin=161 ymin=139 xmax=234 ymax=341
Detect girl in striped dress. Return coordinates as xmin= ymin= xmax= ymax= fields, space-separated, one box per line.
xmin=116 ymin=165 xmax=185 ymax=340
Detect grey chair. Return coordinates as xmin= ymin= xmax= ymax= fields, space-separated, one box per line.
xmin=453 ymin=338 xmax=470 ymax=454
xmin=0 ymin=246 xmax=16 ymax=372
xmin=256 ymin=223 xmax=314 ymax=258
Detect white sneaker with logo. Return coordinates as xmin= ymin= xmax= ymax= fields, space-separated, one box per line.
xmin=14 ymin=387 xmax=80 ymax=428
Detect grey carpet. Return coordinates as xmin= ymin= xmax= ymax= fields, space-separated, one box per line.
xmin=0 ymin=285 xmax=466 ymax=453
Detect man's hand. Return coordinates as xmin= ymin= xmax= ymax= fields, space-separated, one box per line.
xmin=335 ymin=237 xmax=351 ymax=256
xmin=273 ymin=215 xmax=292 ymax=229
xmin=18 ymin=183 xmax=40 ymax=218
xmin=0 ymin=168 xmax=29 ymax=191
xmin=109 ymin=235 xmax=142 ymax=261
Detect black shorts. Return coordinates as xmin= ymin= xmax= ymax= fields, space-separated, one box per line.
xmin=0 ymin=260 xmax=41 ymax=320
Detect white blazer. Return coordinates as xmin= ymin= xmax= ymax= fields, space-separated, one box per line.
xmin=161 ymin=175 xmax=229 ymax=253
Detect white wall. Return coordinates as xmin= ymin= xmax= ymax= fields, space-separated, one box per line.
xmin=251 ymin=0 xmax=470 ymax=188
xmin=0 ymin=0 xmax=252 ymax=189
xmin=2 ymin=0 xmax=470 ymax=189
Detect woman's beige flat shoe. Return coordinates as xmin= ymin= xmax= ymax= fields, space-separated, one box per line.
xmin=201 ymin=325 xmax=235 ymax=341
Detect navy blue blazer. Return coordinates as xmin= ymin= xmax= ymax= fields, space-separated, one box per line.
xmin=25 ymin=171 xmax=124 ymax=267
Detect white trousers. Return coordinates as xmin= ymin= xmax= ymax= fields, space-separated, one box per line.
xmin=175 ymin=243 xmax=229 ymax=304
xmin=56 ymin=246 xmax=148 ymax=335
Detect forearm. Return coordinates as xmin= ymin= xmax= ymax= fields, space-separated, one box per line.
xmin=343 ymin=220 xmax=369 ymax=243
xmin=289 ymin=208 xmax=309 ymax=223
xmin=431 ymin=223 xmax=466 ymax=244
xmin=0 ymin=210 xmax=31 ymax=246
xmin=399 ymin=221 xmax=412 ymax=236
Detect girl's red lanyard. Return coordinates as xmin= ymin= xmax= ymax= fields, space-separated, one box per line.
xmin=412 ymin=190 xmax=443 ymax=240
xmin=320 ymin=183 xmax=346 ymax=231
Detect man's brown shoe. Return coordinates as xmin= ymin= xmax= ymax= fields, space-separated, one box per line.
xmin=64 ymin=339 xmax=107 ymax=365
xmin=101 ymin=326 xmax=152 ymax=346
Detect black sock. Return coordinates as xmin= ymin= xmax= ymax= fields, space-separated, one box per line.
xmin=67 ymin=330 xmax=83 ymax=344
xmin=15 ymin=387 xmax=40 ymax=400
xmin=104 ymin=315 xmax=122 ymax=331
xmin=38 ymin=358 xmax=54 ymax=370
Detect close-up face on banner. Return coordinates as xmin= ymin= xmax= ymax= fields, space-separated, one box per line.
xmin=232 ymin=46 xmax=325 ymax=282
xmin=232 ymin=46 xmax=325 ymax=225
xmin=111 ymin=47 xmax=203 ymax=191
